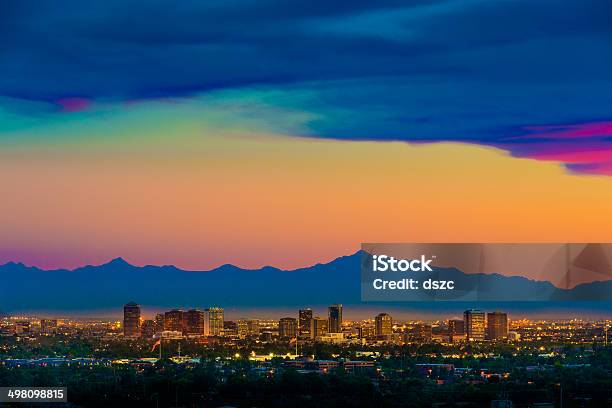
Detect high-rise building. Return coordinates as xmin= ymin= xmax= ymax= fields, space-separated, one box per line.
xmin=237 ymin=319 xmax=259 ymax=338
xmin=355 ymin=326 xmax=364 ymax=339
xmin=185 ymin=309 xmax=206 ymax=336
xmin=299 ymin=309 xmax=313 ymax=337
xmin=141 ymin=319 xmax=156 ymax=338
xmin=410 ymin=324 xmax=432 ymax=343
xmin=359 ymin=325 xmax=375 ymax=339
xmin=164 ymin=309 xmax=184 ymax=333
xmin=448 ymin=319 xmax=465 ymax=336
xmin=224 ymin=321 xmax=238 ymax=337
xmin=464 ymin=309 xmax=485 ymax=341
xmin=123 ymin=302 xmax=141 ymax=338
xmin=40 ymin=319 xmax=58 ymax=334
xmin=375 ymin=313 xmax=393 ymax=338
xmin=279 ymin=317 xmax=297 ymax=339
xmin=448 ymin=318 xmax=465 ymax=342
xmin=328 ymin=304 xmax=342 ymax=333
xmin=205 ymin=307 xmax=224 ymax=336
xmin=486 ymin=312 xmax=509 ymax=340
xmin=155 ymin=313 xmax=165 ymax=333
xmin=310 ymin=317 xmax=328 ymax=339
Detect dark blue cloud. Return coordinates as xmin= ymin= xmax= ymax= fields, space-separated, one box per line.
xmin=2 ymin=0 xmax=610 ymax=100
xmin=2 ymin=0 xmax=612 ymax=172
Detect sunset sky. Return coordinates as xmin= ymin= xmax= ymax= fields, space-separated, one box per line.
xmin=1 ymin=0 xmax=612 ymax=270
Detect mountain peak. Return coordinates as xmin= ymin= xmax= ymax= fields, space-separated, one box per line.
xmin=104 ymin=257 xmax=133 ymax=267
xmin=1 ymin=261 xmax=27 ymax=269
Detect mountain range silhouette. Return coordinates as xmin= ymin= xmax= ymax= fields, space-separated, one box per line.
xmin=2 ymin=251 xmax=612 ymax=312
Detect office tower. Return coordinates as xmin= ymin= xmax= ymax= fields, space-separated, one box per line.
xmin=299 ymin=308 xmax=313 ymax=337
xmin=486 ymin=312 xmax=509 ymax=340
xmin=40 ymin=319 xmax=58 ymax=334
xmin=448 ymin=319 xmax=465 ymax=336
xmin=237 ymin=319 xmax=259 ymax=338
xmin=464 ymin=309 xmax=485 ymax=341
xmin=360 ymin=325 xmax=375 ymax=339
xmin=205 ymin=307 xmax=224 ymax=336
xmin=328 ymin=304 xmax=343 ymax=333
xmin=237 ymin=319 xmax=249 ymax=338
xmin=310 ymin=317 xmax=328 ymax=339
xmin=355 ymin=326 xmax=364 ymax=339
xmin=141 ymin=319 xmax=156 ymax=338
xmin=155 ymin=313 xmax=165 ymax=333
xmin=185 ymin=309 xmax=206 ymax=336
xmin=123 ymin=301 xmax=141 ymax=338
xmin=410 ymin=324 xmax=432 ymax=343
xmin=375 ymin=313 xmax=393 ymax=337
xmin=223 ymin=321 xmax=238 ymax=337
xmin=279 ymin=317 xmax=297 ymax=339
xmin=164 ymin=309 xmax=184 ymax=333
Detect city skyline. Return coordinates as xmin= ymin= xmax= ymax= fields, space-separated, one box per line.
xmin=2 ymin=1 xmax=611 ymax=406
xmin=7 ymin=301 xmax=606 ymax=349
xmin=3 ymin=300 xmax=609 ymax=407
xmin=5 ymin=303 xmax=612 ymax=322
xmin=3 ymin=305 xmax=609 ymax=407
xmin=6 ymin=302 xmax=596 ymax=332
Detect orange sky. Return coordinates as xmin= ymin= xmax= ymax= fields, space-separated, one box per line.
xmin=2 ymin=109 xmax=612 ymax=271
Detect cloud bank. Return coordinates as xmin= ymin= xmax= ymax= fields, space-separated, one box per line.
xmin=2 ymin=0 xmax=612 ymax=173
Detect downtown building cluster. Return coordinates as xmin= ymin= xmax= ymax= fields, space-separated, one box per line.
xmin=123 ymin=302 xmax=225 ymax=339
xmin=122 ymin=302 xmax=512 ymax=344
xmin=3 ymin=312 xmax=609 ymax=349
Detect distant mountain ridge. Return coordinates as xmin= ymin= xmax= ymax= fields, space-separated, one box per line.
xmin=1 ymin=252 xmax=612 ymax=312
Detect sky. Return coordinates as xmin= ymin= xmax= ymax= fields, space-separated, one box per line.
xmin=1 ymin=0 xmax=612 ymax=270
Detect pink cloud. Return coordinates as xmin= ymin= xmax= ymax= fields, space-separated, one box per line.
xmin=494 ymin=120 xmax=612 ymax=176
xmin=518 ymin=121 xmax=612 ymax=139
xmin=565 ymin=162 xmax=612 ymax=176
xmin=526 ymin=147 xmax=612 ymax=164
xmin=55 ymin=97 xmax=91 ymax=112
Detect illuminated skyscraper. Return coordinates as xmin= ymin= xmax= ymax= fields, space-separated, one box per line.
xmin=448 ymin=318 xmax=465 ymax=342
xmin=185 ymin=309 xmax=206 ymax=336
xmin=486 ymin=312 xmax=508 ymax=340
xmin=310 ymin=316 xmax=328 ymax=339
xmin=298 ymin=308 xmax=313 ymax=337
xmin=205 ymin=307 xmax=224 ymax=336
xmin=224 ymin=321 xmax=238 ymax=337
xmin=164 ymin=309 xmax=184 ymax=333
xmin=155 ymin=313 xmax=165 ymax=333
xmin=123 ymin=301 xmax=141 ymax=338
xmin=328 ymin=304 xmax=342 ymax=333
xmin=279 ymin=317 xmax=297 ymax=339
xmin=410 ymin=323 xmax=432 ymax=343
xmin=464 ymin=309 xmax=485 ymax=341
xmin=237 ymin=319 xmax=259 ymax=338
xmin=448 ymin=319 xmax=465 ymax=336
xmin=141 ymin=319 xmax=156 ymax=338
xmin=375 ymin=313 xmax=393 ymax=338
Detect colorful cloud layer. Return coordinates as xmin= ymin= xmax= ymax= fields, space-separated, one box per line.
xmin=1 ymin=0 xmax=612 ymax=174
xmin=3 ymin=98 xmax=612 ymax=271
xmin=3 ymin=0 xmax=612 ymax=271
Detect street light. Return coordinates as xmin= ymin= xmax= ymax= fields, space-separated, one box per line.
xmin=555 ymin=383 xmax=563 ymax=408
